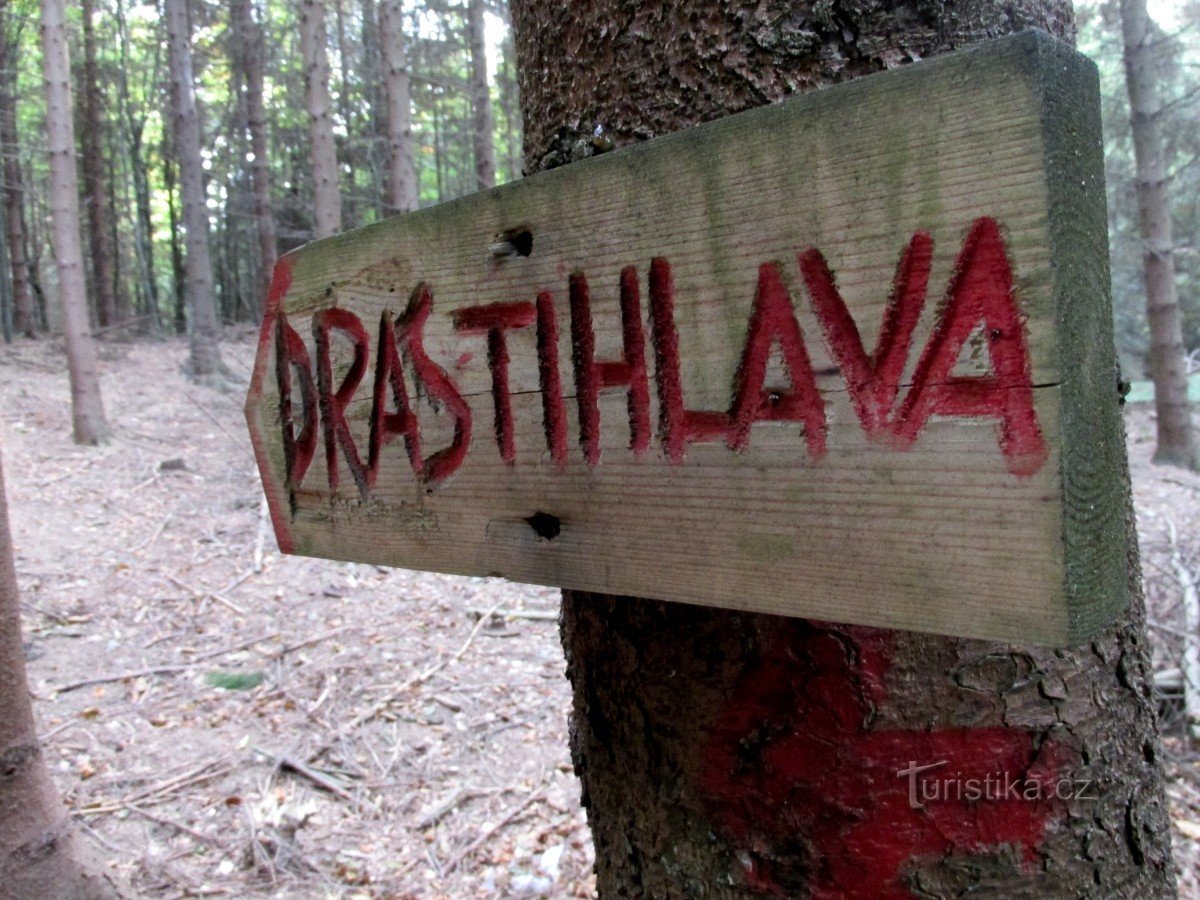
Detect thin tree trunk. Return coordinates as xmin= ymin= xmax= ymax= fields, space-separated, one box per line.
xmin=162 ymin=131 xmax=186 ymax=336
xmin=333 ymin=0 xmax=360 ymax=228
xmin=0 ymin=23 xmax=36 ymax=338
xmin=300 ymin=0 xmax=342 ymax=239
xmin=164 ymin=0 xmax=224 ymax=377
xmin=510 ymin=2 xmax=1178 ymax=896
xmin=40 ymin=0 xmax=108 ymax=445
xmin=466 ymin=0 xmax=495 ymax=191
xmin=230 ymin=0 xmax=276 ymax=308
xmin=497 ymin=29 xmax=521 ymax=182
xmin=432 ymin=87 xmax=444 ymax=203
xmin=360 ymin=0 xmax=386 ymax=221
xmin=379 ymin=0 xmax=417 ymax=213
xmin=1121 ymin=0 xmax=1199 ymax=471
xmin=114 ymin=0 xmax=158 ymax=329
xmin=78 ymin=0 xmax=118 ymax=329
xmin=0 ymin=448 xmax=124 ymax=897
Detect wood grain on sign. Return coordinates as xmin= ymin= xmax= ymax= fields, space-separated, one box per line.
xmin=245 ymin=32 xmax=1127 ymax=645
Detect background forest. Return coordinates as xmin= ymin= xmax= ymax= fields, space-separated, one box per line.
xmin=0 ymin=0 xmax=520 ymax=347
xmin=3 ymin=0 xmax=1200 ymax=896
xmin=0 ymin=0 xmax=1197 ymax=381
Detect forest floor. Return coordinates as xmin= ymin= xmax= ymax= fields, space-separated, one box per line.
xmin=1 ymin=332 xmax=1199 ymax=899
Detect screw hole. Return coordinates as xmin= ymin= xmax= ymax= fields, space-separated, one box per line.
xmin=491 ymin=226 xmax=534 ymax=258
xmin=526 ymin=511 xmax=561 ymax=541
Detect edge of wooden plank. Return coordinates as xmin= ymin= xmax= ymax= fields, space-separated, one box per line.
xmin=1025 ymin=30 xmax=1130 ymax=644
xmin=244 ymin=256 xmax=297 ymax=555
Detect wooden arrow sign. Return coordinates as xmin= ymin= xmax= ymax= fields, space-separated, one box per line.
xmin=246 ymin=32 xmax=1127 ymax=645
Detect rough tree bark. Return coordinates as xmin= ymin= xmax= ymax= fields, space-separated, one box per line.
xmin=510 ymin=2 xmax=1178 ymax=896
xmin=230 ymin=0 xmax=277 ymax=306
xmin=0 ymin=448 xmax=125 ymax=898
xmin=300 ymin=0 xmax=342 ymax=239
xmin=379 ymin=0 xmax=417 ymax=214
xmin=40 ymin=0 xmax=108 ymax=445
xmin=466 ymin=0 xmax=495 ymax=191
xmin=1120 ymin=0 xmax=1199 ymax=471
xmin=0 ymin=18 xmax=36 ymax=338
xmin=165 ymin=0 xmax=225 ymax=377
xmin=78 ymin=0 xmax=119 ymax=329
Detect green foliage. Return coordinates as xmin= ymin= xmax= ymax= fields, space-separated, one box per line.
xmin=1079 ymin=0 xmax=1200 ymax=375
xmin=0 ymin=0 xmax=521 ymax=332
xmin=205 ymin=669 xmax=267 ymax=691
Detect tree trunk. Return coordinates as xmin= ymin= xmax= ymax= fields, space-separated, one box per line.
xmin=40 ymin=0 xmax=108 ymax=445
xmin=164 ymin=0 xmax=224 ymax=377
xmin=1120 ymin=0 xmax=1199 ymax=471
xmin=466 ymin=0 xmax=495 ymax=191
xmin=509 ymin=2 xmax=1178 ymax=896
xmin=0 ymin=22 xmax=36 ymax=339
xmin=114 ymin=0 xmax=159 ymax=330
xmin=497 ymin=29 xmax=522 ymax=182
xmin=0 ymin=449 xmax=124 ymax=897
xmin=162 ymin=132 xmax=186 ymax=336
xmin=300 ymin=0 xmax=342 ymax=239
xmin=360 ymin=0 xmax=386 ymax=222
xmin=379 ymin=0 xmax=417 ymax=214
xmin=230 ymin=0 xmax=277 ymax=307
xmin=78 ymin=0 xmax=119 ymax=329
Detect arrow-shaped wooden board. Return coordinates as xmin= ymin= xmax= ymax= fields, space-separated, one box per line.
xmin=246 ymin=32 xmax=1128 ymax=645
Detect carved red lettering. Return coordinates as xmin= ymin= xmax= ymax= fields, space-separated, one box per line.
xmin=536 ymin=291 xmax=569 ymax=470
xmin=891 ymin=217 xmax=1048 ymax=477
xmin=397 ymin=284 xmax=473 ymax=485
xmin=273 ymin=310 xmax=318 ymax=491
xmin=313 ymin=308 xmax=370 ymax=497
xmin=569 ymin=267 xmax=652 ymax=465
xmin=729 ymin=262 xmax=826 ymax=458
xmin=801 ymin=231 xmax=934 ymax=435
xmin=369 ymin=311 xmax=423 ymax=484
xmin=452 ymin=301 xmax=535 ymax=466
xmin=648 ymin=257 xmax=730 ymax=460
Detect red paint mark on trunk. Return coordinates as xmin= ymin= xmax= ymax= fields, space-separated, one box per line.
xmin=399 ymin=284 xmax=473 ymax=485
xmin=313 ymin=308 xmax=370 ymax=498
xmin=453 ymin=301 xmax=537 ymax=465
xmin=702 ymin=624 xmax=1062 ymax=897
xmin=891 ymin=218 xmax=1048 ymax=476
xmin=536 ymin=291 xmax=569 ymax=470
xmin=648 ymin=257 xmax=731 ymax=460
xmin=569 ymin=267 xmax=652 ymax=465
xmin=369 ymin=311 xmax=423 ymax=484
xmin=802 ymin=232 xmax=934 ymax=435
xmin=729 ymin=262 xmax=826 ymax=458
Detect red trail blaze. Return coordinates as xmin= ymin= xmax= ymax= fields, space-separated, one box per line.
xmin=702 ymin=624 xmax=1064 ymax=898
xmin=891 ymin=218 xmax=1048 ymax=476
